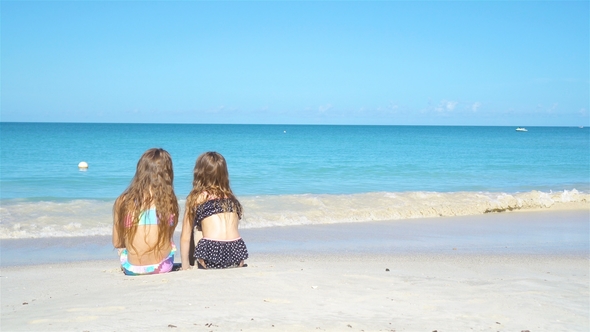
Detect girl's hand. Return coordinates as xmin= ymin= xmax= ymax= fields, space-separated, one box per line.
xmin=117 ymin=248 xmax=124 ymax=256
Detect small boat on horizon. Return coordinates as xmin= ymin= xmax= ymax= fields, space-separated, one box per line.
xmin=516 ymin=127 xmax=528 ymax=132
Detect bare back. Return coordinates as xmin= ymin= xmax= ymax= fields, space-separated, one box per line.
xmin=126 ymin=224 xmax=173 ymax=265
xmin=200 ymin=211 xmax=241 ymax=240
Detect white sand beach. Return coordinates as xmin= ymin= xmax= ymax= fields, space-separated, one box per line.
xmin=1 ymin=208 xmax=589 ymax=331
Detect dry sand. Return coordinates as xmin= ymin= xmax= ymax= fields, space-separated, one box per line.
xmin=1 ymin=209 xmax=589 ymax=331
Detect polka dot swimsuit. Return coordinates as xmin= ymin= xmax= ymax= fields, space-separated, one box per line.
xmin=194 ymin=238 xmax=248 ymax=269
xmin=193 ymin=199 xmax=248 ymax=269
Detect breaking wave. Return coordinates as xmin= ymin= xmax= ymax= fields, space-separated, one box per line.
xmin=1 ymin=189 xmax=588 ymax=239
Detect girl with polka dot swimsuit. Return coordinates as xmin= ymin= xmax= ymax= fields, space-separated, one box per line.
xmin=180 ymin=152 xmax=248 ymax=270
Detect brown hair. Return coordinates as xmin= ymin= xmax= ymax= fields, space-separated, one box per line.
xmin=185 ymin=152 xmax=242 ymax=225
xmin=113 ymin=148 xmax=179 ymax=252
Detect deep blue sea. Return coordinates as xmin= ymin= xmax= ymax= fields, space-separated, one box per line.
xmin=1 ymin=123 xmax=588 ymax=238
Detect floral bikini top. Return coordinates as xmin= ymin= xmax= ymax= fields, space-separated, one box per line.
xmin=194 ymin=198 xmax=240 ymax=229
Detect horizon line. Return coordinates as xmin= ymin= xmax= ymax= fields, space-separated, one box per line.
xmin=0 ymin=121 xmax=586 ymax=128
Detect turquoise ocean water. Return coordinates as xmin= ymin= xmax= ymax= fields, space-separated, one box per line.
xmin=1 ymin=123 xmax=589 ymax=239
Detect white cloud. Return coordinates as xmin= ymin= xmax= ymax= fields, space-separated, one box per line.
xmin=446 ymin=101 xmax=458 ymax=111
xmin=534 ymin=103 xmax=559 ymax=114
xmin=471 ymin=102 xmax=481 ymax=112
xmin=207 ymin=105 xmax=225 ymax=113
xmin=434 ymin=100 xmax=458 ymax=113
xmin=318 ymin=104 xmax=333 ymax=113
xmin=374 ymin=102 xmax=400 ymax=114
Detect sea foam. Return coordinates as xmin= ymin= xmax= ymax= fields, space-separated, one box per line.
xmin=0 ymin=190 xmax=588 ymax=239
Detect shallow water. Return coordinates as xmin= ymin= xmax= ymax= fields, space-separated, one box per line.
xmin=2 ymin=209 xmax=587 ymax=266
xmin=1 ymin=123 xmax=588 ymax=239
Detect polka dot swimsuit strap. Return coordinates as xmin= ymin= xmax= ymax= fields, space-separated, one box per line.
xmin=194 ymin=198 xmax=235 ymax=228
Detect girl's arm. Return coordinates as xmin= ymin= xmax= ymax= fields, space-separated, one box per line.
xmin=180 ymin=204 xmax=194 ymax=270
xmin=112 ymin=197 xmax=125 ymax=249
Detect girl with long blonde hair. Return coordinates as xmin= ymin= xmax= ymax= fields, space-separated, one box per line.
xmin=112 ymin=148 xmax=179 ymax=275
xmin=180 ymin=151 xmax=248 ymax=270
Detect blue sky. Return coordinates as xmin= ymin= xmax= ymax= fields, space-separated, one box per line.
xmin=2 ymin=1 xmax=588 ymax=126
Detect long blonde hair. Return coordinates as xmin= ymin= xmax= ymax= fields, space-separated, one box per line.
xmin=185 ymin=152 xmax=242 ymax=225
xmin=113 ymin=148 xmax=179 ymax=252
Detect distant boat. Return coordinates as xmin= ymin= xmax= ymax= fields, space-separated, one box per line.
xmin=516 ymin=127 xmax=528 ymax=132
